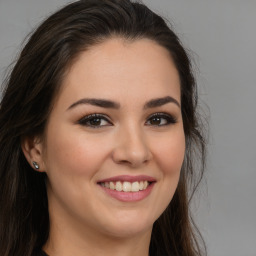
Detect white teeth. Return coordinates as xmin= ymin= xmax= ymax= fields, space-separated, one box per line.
xmin=123 ymin=181 xmax=132 ymax=192
xmin=110 ymin=181 xmax=115 ymax=190
xmin=139 ymin=181 xmax=144 ymax=190
xmin=131 ymin=181 xmax=140 ymax=192
xmin=100 ymin=181 xmax=150 ymax=192
xmin=116 ymin=181 xmax=122 ymax=191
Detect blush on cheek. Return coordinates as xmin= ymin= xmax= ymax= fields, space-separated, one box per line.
xmin=157 ymin=143 xmax=185 ymax=175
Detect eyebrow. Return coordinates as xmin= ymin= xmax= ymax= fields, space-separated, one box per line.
xmin=143 ymin=96 xmax=180 ymax=109
xmin=67 ymin=98 xmax=120 ymax=110
xmin=67 ymin=96 xmax=180 ymax=111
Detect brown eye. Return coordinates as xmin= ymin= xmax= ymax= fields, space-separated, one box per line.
xmin=89 ymin=118 xmax=102 ymax=126
xmin=149 ymin=117 xmax=164 ymax=126
xmin=78 ymin=114 xmax=112 ymax=128
xmin=146 ymin=113 xmax=177 ymax=126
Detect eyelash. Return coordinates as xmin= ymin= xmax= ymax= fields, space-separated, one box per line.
xmin=78 ymin=112 xmax=177 ymax=128
xmin=78 ymin=114 xmax=112 ymax=128
xmin=145 ymin=113 xmax=177 ymax=126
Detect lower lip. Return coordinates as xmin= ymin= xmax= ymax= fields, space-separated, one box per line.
xmin=99 ymin=183 xmax=155 ymax=202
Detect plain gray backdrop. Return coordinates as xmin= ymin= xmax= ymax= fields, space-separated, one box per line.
xmin=0 ymin=1 xmax=255 ymax=256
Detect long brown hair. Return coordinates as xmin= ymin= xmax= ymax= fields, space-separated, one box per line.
xmin=0 ymin=1 xmax=207 ymax=255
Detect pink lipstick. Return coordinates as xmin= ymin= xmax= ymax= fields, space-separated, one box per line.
xmin=97 ymin=175 xmax=156 ymax=202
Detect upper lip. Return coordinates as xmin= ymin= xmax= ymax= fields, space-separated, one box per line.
xmin=97 ymin=175 xmax=156 ymax=183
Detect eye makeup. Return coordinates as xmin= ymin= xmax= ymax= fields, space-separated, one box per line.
xmin=77 ymin=111 xmax=177 ymax=129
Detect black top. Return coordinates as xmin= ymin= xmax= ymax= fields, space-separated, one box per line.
xmin=38 ymin=250 xmax=163 ymax=256
xmin=38 ymin=251 xmax=49 ymax=256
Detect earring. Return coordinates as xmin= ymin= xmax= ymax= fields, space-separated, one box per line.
xmin=32 ymin=161 xmax=39 ymax=170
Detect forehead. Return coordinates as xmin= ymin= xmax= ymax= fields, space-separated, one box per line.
xmin=57 ymin=38 xmax=181 ymax=107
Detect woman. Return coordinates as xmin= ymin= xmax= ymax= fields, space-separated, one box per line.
xmin=0 ymin=0 xmax=206 ymax=255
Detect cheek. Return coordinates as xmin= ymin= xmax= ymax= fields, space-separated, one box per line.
xmin=153 ymin=130 xmax=185 ymax=176
xmin=147 ymin=130 xmax=185 ymax=219
xmin=43 ymin=126 xmax=110 ymax=178
xmin=42 ymin=127 xmax=112 ymax=213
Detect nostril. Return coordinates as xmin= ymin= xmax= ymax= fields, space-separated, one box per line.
xmin=111 ymin=136 xmax=152 ymax=167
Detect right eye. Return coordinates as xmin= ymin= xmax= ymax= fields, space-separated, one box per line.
xmin=78 ymin=114 xmax=112 ymax=128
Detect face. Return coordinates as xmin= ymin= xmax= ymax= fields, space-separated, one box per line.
xmin=38 ymin=38 xmax=185 ymax=239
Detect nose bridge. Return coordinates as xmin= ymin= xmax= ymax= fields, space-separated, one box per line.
xmin=112 ymin=121 xmax=151 ymax=167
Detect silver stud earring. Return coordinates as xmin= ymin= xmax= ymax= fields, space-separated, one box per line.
xmin=32 ymin=161 xmax=39 ymax=170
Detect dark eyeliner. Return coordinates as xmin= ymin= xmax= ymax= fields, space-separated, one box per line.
xmin=146 ymin=112 xmax=177 ymax=126
xmin=78 ymin=113 xmax=112 ymax=127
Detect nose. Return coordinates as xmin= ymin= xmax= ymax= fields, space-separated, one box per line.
xmin=112 ymin=125 xmax=152 ymax=168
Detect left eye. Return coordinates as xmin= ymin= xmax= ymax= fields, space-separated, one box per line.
xmin=78 ymin=114 xmax=111 ymax=128
xmin=145 ymin=113 xmax=176 ymax=126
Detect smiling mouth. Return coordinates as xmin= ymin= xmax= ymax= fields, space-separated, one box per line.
xmin=97 ymin=175 xmax=156 ymax=201
xmin=99 ymin=181 xmax=151 ymax=192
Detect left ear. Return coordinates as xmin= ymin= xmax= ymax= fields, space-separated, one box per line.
xmin=21 ymin=136 xmax=46 ymax=172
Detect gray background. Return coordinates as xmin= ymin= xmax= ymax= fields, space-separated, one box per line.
xmin=0 ymin=1 xmax=255 ymax=255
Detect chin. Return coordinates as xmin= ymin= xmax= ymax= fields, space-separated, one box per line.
xmin=104 ymin=223 xmax=152 ymax=239
xmin=97 ymin=210 xmax=155 ymax=238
